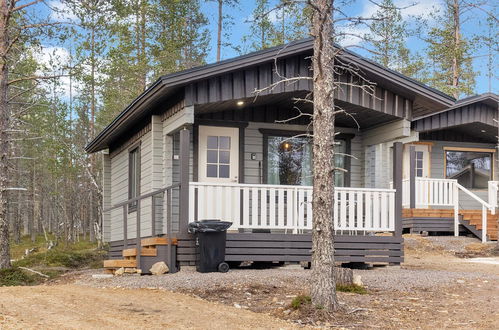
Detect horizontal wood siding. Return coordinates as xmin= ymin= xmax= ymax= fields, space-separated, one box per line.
xmin=176 ymin=233 xmax=403 ymax=264
xmin=110 ymin=130 xmax=153 ymax=241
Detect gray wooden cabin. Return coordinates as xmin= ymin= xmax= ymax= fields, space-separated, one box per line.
xmin=86 ymin=39 xmax=499 ymax=271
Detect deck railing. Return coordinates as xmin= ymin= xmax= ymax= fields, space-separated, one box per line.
xmin=189 ymin=182 xmax=396 ymax=233
xmin=403 ymin=177 xmax=494 ymax=242
xmin=103 ymin=184 xmax=180 ymax=268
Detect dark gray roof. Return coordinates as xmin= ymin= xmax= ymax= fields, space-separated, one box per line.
xmin=86 ymin=38 xmax=456 ymax=153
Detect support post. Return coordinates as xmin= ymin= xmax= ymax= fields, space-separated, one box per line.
xmin=136 ymin=199 xmax=141 ymax=268
xmin=151 ymin=195 xmax=156 ymax=236
xmin=409 ymin=146 xmax=416 ymax=209
xmin=179 ymin=128 xmax=190 ymax=235
xmin=453 ymin=183 xmax=459 ymax=236
xmin=123 ymin=204 xmax=128 ymax=249
xmin=482 ymin=205 xmax=487 ymax=243
xmin=392 ymin=142 xmax=403 ymax=238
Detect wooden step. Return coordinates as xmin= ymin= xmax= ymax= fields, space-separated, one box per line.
xmin=122 ymin=247 xmax=157 ymax=257
xmin=103 ymin=259 xmax=137 ymax=268
xmin=141 ymin=237 xmax=177 ymax=247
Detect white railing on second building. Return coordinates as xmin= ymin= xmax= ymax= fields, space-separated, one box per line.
xmin=189 ymin=182 xmax=396 ymax=233
xmin=402 ymin=177 xmax=495 ymax=242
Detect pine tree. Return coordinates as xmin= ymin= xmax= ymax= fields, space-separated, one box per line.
xmin=365 ymin=0 xmax=423 ymax=78
xmin=424 ymin=0 xmax=476 ymax=98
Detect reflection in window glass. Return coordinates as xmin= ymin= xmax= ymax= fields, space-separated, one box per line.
xmin=267 ymin=136 xmax=346 ymax=186
xmin=445 ymin=150 xmax=492 ymax=189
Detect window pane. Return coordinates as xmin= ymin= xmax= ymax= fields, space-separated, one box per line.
xmin=207 ymin=150 xmax=218 ymax=163
xmin=446 ymin=150 xmax=491 ymax=189
xmin=219 ymin=165 xmax=230 ymax=178
xmin=219 ymin=151 xmax=230 ymax=164
xmin=267 ymin=136 xmax=314 ymax=186
xmin=207 ymin=136 xmax=218 ymax=149
xmin=207 ymin=164 xmax=217 ymax=178
xmin=219 ymin=136 xmax=230 ymax=149
xmin=416 ymin=169 xmax=423 ymax=177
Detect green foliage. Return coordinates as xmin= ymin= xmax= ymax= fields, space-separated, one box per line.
xmin=291 ymin=295 xmax=312 ymax=309
xmin=10 ymin=235 xmax=104 ymax=269
xmin=243 ymin=0 xmax=309 ymax=52
xmin=365 ymin=0 xmax=424 ymax=79
xmin=422 ymin=0 xmax=477 ymax=98
xmin=336 ymin=284 xmax=368 ymax=294
xmin=0 ymin=268 xmax=38 ymax=287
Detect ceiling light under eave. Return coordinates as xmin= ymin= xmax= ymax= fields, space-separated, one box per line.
xmin=236 ymin=100 xmax=244 ymax=106
xmin=481 ymin=130 xmax=486 ymax=133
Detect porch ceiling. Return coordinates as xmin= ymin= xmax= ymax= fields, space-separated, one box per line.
xmin=195 ymin=93 xmax=401 ymax=129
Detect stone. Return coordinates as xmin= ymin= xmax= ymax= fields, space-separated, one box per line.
xmin=234 ymin=303 xmax=242 ymax=309
xmin=150 ymin=261 xmax=169 ymax=275
xmin=353 ymin=275 xmax=363 ymax=286
xmin=92 ymin=274 xmax=113 ymax=279
xmin=114 ymin=267 xmax=125 ymax=276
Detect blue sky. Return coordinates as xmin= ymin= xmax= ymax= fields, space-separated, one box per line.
xmin=201 ymin=0 xmax=498 ymax=96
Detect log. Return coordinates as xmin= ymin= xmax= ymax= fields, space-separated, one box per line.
xmin=334 ymin=267 xmax=353 ymax=285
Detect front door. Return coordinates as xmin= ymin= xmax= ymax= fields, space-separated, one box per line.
xmin=403 ymin=143 xmax=431 ymax=179
xmin=198 ymin=125 xmax=239 ymax=183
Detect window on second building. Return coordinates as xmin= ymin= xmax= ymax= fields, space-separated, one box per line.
xmin=129 ymin=146 xmax=140 ymax=211
xmin=445 ymin=149 xmax=493 ymax=189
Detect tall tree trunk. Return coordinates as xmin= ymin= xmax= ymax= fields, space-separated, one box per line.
xmin=216 ymin=0 xmax=222 ymax=62
xmin=0 ymin=0 xmax=11 ymax=269
xmin=310 ymin=0 xmax=339 ymax=311
xmin=451 ymin=0 xmax=460 ymax=99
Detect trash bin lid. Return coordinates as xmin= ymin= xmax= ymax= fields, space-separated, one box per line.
xmin=188 ymin=220 xmax=232 ymax=233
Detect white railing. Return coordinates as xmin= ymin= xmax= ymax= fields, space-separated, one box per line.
xmin=189 ymin=182 xmax=396 ymax=233
xmin=488 ymin=181 xmax=498 ymax=211
xmin=404 ymin=177 xmax=495 ymax=242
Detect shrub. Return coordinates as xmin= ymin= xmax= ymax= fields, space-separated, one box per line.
xmin=291 ymin=295 xmax=312 ymax=309
xmin=336 ymin=283 xmax=368 ymax=294
xmin=0 ymin=267 xmax=37 ymax=286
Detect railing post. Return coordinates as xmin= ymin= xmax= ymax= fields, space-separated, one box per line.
xmin=409 ymin=146 xmax=416 ymax=209
xmin=453 ymin=183 xmax=459 ymax=236
xmin=482 ymin=205 xmax=487 ymax=243
xmin=136 ymin=199 xmax=141 ymax=269
xmin=392 ymin=142 xmax=403 ymax=238
xmin=123 ymin=204 xmax=128 ymax=249
xmin=151 ymin=195 xmax=156 ymax=236
xmin=179 ymin=128 xmax=190 ymax=236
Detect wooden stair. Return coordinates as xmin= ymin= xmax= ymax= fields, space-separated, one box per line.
xmin=103 ymin=236 xmax=178 ymax=273
xmin=403 ymin=208 xmax=498 ymax=241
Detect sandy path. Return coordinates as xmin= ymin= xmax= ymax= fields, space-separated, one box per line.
xmin=0 ymin=285 xmax=300 ymax=330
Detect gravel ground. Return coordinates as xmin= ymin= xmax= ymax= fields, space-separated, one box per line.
xmin=404 ymin=235 xmax=491 ymax=254
xmin=77 ymin=263 xmax=498 ymax=292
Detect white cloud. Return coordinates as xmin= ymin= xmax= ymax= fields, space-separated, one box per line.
xmin=49 ymin=0 xmax=78 ymax=23
xmin=360 ymin=0 xmax=443 ymax=20
xmin=33 ymin=46 xmax=80 ymax=100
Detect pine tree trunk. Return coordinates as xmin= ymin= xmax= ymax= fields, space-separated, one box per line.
xmin=451 ymin=0 xmax=460 ymax=99
xmin=0 ymin=0 xmax=11 ymax=269
xmin=216 ymin=0 xmax=222 ymax=62
xmin=310 ymin=0 xmax=339 ymax=311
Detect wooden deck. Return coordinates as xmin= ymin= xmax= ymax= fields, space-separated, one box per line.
xmin=402 ymin=208 xmax=498 ymax=240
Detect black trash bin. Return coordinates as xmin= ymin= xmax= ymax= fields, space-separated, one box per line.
xmin=188 ymin=220 xmax=232 ymax=273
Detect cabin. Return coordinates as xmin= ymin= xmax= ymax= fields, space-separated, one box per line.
xmin=85 ymin=38 xmax=499 ymax=273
